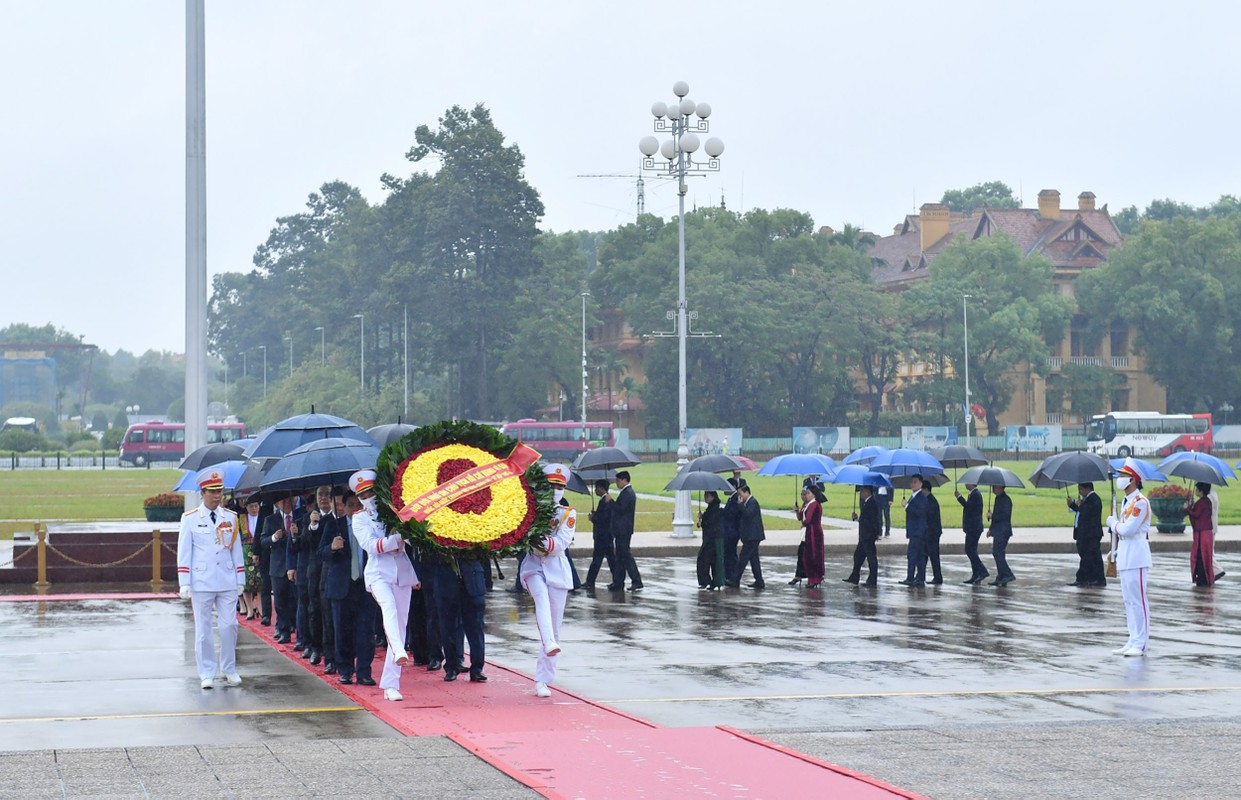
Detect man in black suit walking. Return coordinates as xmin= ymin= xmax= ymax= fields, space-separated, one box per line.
xmin=1068 ymin=482 xmax=1106 ymax=587
xmin=954 ymin=483 xmax=989 ymax=584
xmin=725 ymin=482 xmax=765 ymax=589
xmin=843 ymin=485 xmax=880 ymax=585
xmin=609 ymin=471 xmax=643 ymax=591
xmin=584 ymin=479 xmax=617 ymax=589
xmin=261 ymin=496 xmax=302 ymax=643
xmin=317 ymin=491 xmax=376 ymax=686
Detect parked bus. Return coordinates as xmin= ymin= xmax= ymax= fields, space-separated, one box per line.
xmin=1085 ymin=411 xmax=1212 ymax=458
xmin=500 ymin=419 xmax=615 ymax=461
xmin=120 ymin=421 xmax=247 ymax=466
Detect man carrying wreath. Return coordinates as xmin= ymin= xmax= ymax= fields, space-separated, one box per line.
xmin=521 ymin=463 xmax=577 ymax=698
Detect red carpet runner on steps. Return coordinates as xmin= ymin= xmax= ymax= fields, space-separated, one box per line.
xmin=241 ymin=615 xmax=923 ymax=799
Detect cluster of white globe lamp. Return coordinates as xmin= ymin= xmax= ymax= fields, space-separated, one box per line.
xmin=637 ymin=81 xmax=723 ymax=539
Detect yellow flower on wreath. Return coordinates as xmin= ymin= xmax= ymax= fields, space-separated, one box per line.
xmin=397 ymin=443 xmax=530 ymax=545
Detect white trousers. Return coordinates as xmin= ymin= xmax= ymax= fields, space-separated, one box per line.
xmin=191 ymin=589 xmax=239 ymax=680
xmin=1119 ymin=567 xmax=1150 ymax=651
xmin=369 ymin=581 xmax=411 ymax=690
xmin=522 ymin=572 xmax=566 ymax=685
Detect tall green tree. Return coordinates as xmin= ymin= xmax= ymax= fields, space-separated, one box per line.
xmin=940 ymin=181 xmax=1020 ymax=214
xmin=903 ymin=235 xmax=1071 ymax=434
xmin=1076 ymin=215 xmax=1241 ymax=411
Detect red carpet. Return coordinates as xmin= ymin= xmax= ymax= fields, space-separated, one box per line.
xmin=241 ymin=615 xmax=925 ymax=799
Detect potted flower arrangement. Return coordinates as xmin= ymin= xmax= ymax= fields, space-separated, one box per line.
xmin=1146 ymin=483 xmax=1192 ymax=533
xmin=143 ymin=493 xmax=186 ymax=522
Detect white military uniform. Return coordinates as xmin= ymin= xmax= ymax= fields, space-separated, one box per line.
xmin=520 ymin=501 xmax=576 ymax=687
xmin=177 ymin=503 xmax=245 ymax=682
xmin=1109 ymin=488 xmax=1152 ymax=653
xmin=352 ymin=506 xmax=419 ymax=691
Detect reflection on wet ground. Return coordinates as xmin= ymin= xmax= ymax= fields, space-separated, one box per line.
xmin=486 ymin=552 xmax=1241 ymax=732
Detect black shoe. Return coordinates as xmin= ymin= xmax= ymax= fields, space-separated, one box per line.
xmin=339 ymin=674 xmax=353 ymax=685
xmin=788 ymin=578 xmax=803 ymax=586
xmin=274 ymin=633 xmax=290 ymax=644
xmin=963 ymin=578 xmax=978 ymax=584
xmin=413 ymin=659 xmax=428 ymax=667
xmin=898 ymin=579 xmax=912 ymax=586
xmin=1087 ymin=580 xmax=1107 ymax=587
xmin=300 ymin=648 xmax=311 ymax=659
xmin=746 ymin=582 xmax=766 ymax=589
xmin=606 ymin=583 xmax=623 ymax=591
xmin=260 ymin=617 xmax=271 ymax=626
xmin=293 ymin=642 xmax=306 ymax=651
xmin=444 ymin=669 xmax=458 ymax=682
xmin=324 ymin=663 xmax=337 ymax=675
xmin=428 ymin=658 xmax=443 ymax=671
xmin=506 ymin=587 xmax=525 ymax=594
xmin=1216 ymin=571 xmax=1226 ymax=580
xmin=1067 ymin=581 xmax=1084 ymax=586
xmin=724 ymin=580 xmax=740 ymax=589
xmin=630 ymin=583 xmax=644 ymax=592
xmin=309 ymin=650 xmax=320 ymax=665
xmin=357 ymin=676 xmax=376 ymax=686
xmin=911 ymin=581 xmax=926 ymax=587
xmin=842 ymin=576 xmax=859 ymax=584
xmin=863 ymin=579 xmax=878 ymax=587
xmin=582 ymin=583 xmax=596 ymax=590
xmin=469 ymin=671 xmax=488 ymax=682
xmin=930 ymin=578 xmax=943 ymax=585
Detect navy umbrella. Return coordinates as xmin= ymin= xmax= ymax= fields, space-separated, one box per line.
xmin=1161 ymin=459 xmax=1227 ymax=486
xmin=367 ymin=423 xmax=419 ymax=449
xmin=259 ymin=438 xmax=382 ymax=493
xmin=178 ymin=442 xmax=247 ymax=471
xmin=244 ymin=413 xmax=375 ymax=461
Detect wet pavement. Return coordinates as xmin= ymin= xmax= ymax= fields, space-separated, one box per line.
xmin=1 ymin=551 xmax=1238 ymax=798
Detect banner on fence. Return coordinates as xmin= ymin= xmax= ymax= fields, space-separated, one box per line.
xmin=685 ymin=428 xmax=743 ymax=456
xmin=901 ymin=426 xmax=958 ymax=450
xmin=792 ymin=427 xmax=851 ymax=455
xmin=1005 ymin=425 xmax=1062 ymax=452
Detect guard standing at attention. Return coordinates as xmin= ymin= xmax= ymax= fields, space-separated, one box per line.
xmin=1107 ymin=460 xmax=1152 ymax=656
xmin=177 ymin=468 xmax=246 ymax=689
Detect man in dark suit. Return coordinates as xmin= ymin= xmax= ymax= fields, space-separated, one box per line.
xmin=407 ymin=543 xmax=442 ymax=671
xmin=986 ymin=485 xmax=1015 ymax=586
xmin=924 ymin=483 xmax=944 ymax=584
xmin=261 ymin=496 xmax=302 ymax=643
xmin=1068 ymin=482 xmax=1106 ymax=587
xmin=317 ymin=491 xmax=375 ymax=685
xmin=725 ymin=481 xmax=765 ymax=589
xmin=426 ymin=552 xmax=489 ymax=683
xmin=843 ymin=484 xmax=880 ymax=585
xmin=900 ymin=475 xmax=928 ymax=587
xmin=720 ymin=477 xmax=743 ymax=580
xmin=610 ymin=471 xmax=643 ymax=591
xmin=291 ymin=486 xmax=331 ymax=664
xmin=954 ymin=483 xmax=989 ymax=584
xmin=584 ymin=479 xmax=617 ymax=590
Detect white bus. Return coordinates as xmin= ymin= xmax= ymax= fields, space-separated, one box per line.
xmin=1085 ymin=411 xmax=1212 ymax=458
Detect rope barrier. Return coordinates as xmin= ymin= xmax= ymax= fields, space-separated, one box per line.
xmin=43 ymin=539 xmax=154 ymax=568
xmin=0 ymin=546 xmax=35 ymax=569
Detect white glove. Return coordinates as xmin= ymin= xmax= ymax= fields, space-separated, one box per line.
xmin=179 ymin=585 xmax=192 ymax=601
xmin=1105 ymin=515 xmax=1117 ymax=530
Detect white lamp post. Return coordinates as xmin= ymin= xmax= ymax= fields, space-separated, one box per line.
xmin=963 ymin=294 xmax=972 ymax=446
xmin=285 ymin=335 xmax=293 ymax=377
xmin=258 ymin=345 xmax=267 ymax=399
xmin=353 ymin=314 xmax=365 ymax=393
xmin=314 ymin=326 xmax=325 ymax=367
xmin=639 ymin=81 xmax=723 ymax=539
xmin=581 ymin=291 xmax=590 ymax=449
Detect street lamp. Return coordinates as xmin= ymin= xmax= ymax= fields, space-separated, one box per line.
xmin=353 ymin=314 xmax=364 ymax=393
xmin=258 ymin=345 xmax=267 ymax=399
xmin=314 ymin=326 xmax=325 ymax=367
xmin=1220 ymin=402 xmax=1233 ymax=426
xmin=223 ymin=358 xmax=228 ymax=410
xmin=284 ymin=335 xmax=293 ymax=377
xmin=639 ymin=80 xmax=724 ymax=539
xmin=239 ymin=351 xmax=247 ymax=378
xmin=963 ymin=294 xmax=972 ymax=446
xmin=581 ymin=291 xmax=590 ymax=448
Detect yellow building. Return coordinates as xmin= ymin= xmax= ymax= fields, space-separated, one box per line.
xmin=866 ymin=189 xmax=1166 ymax=429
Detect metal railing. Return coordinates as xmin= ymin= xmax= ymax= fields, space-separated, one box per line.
xmin=12 ymin=524 xmax=170 ymax=593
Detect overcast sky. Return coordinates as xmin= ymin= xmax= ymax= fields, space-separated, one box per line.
xmin=2 ymin=1 xmax=1238 ymax=354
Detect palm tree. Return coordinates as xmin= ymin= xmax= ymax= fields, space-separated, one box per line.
xmin=828 ymin=223 xmax=876 ymax=252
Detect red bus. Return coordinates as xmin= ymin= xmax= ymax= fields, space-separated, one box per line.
xmin=500 ymin=419 xmax=614 ymax=461
xmin=120 ymin=421 xmax=247 ymax=466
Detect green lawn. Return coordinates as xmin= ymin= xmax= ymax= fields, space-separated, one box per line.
xmin=0 ymin=457 xmax=1233 ymax=540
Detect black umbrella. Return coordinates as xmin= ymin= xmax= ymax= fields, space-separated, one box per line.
xmin=957 ymin=465 xmax=1025 ymax=488
xmin=244 ymin=412 xmax=375 ymax=461
xmin=367 ymin=423 xmax=418 ymax=449
xmin=931 ymin=445 xmax=988 ymax=469
xmin=664 ymin=470 xmax=734 ymax=492
xmin=683 ymin=454 xmax=753 ymax=473
xmin=573 ymin=447 xmax=641 ymax=472
xmin=1162 ymin=459 xmax=1227 ymax=486
xmin=890 ymin=472 xmax=951 ymax=489
xmin=259 ymin=438 xmax=383 ymax=493
xmin=1030 ymin=451 xmax=1110 ymax=485
xmin=178 ymin=442 xmax=246 ymax=471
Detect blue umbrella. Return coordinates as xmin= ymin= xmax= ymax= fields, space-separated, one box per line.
xmin=173 ymin=460 xmax=255 ymax=492
xmin=842 ymin=445 xmax=888 ymax=466
xmin=829 ymin=464 xmax=893 ymax=488
xmin=244 ymin=413 xmax=375 ymax=461
xmin=1108 ymin=458 xmax=1166 ymax=483
xmin=1156 ymin=451 xmax=1237 ymax=480
xmin=756 ymin=453 xmax=838 ymax=477
xmin=868 ymin=448 xmax=945 ymax=478
xmin=259 ymin=438 xmax=382 ymax=493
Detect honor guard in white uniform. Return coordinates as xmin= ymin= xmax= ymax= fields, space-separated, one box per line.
xmin=1106 ymin=460 xmax=1152 ymax=656
xmin=349 ymin=469 xmax=420 ymax=701
xmin=521 ymin=463 xmax=576 ymax=698
xmin=177 ymin=468 xmax=246 ymax=689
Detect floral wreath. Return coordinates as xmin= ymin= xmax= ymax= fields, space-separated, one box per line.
xmin=375 ymin=419 xmax=554 ymax=557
